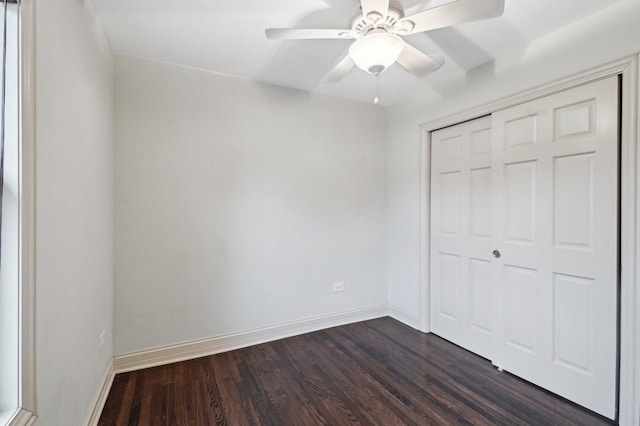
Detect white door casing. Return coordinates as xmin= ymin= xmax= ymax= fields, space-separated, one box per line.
xmin=491 ymin=76 xmax=618 ymax=419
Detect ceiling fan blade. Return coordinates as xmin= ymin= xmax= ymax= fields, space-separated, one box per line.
xmin=396 ymin=43 xmax=444 ymax=77
xmin=326 ymin=55 xmax=355 ymax=83
xmin=360 ymin=0 xmax=389 ymax=20
xmin=266 ymin=28 xmax=354 ymax=40
xmin=401 ymin=0 xmax=504 ymax=35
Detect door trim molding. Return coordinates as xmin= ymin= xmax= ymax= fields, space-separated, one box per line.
xmin=619 ymin=54 xmax=640 ymax=426
xmin=84 ymin=359 xmax=115 ymax=426
xmin=418 ymin=54 xmax=640 ymax=424
xmin=12 ymin=0 xmax=38 ymax=424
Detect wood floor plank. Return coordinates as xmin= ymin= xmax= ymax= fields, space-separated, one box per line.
xmin=98 ymin=317 xmax=614 ymax=425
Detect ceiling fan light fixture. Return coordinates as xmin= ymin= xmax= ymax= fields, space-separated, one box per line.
xmin=348 ymin=32 xmax=404 ymax=74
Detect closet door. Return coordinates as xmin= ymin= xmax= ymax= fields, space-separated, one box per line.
xmin=430 ymin=116 xmax=494 ymax=360
xmin=491 ymin=76 xmax=618 ymax=419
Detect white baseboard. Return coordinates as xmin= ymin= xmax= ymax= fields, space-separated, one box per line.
xmin=388 ymin=304 xmax=420 ymax=329
xmin=5 ymin=408 xmax=36 ymax=426
xmin=85 ymin=358 xmax=115 ymax=426
xmin=113 ymin=304 xmax=389 ymax=373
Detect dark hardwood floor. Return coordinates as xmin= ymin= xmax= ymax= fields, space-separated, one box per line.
xmin=99 ymin=317 xmax=613 ymax=425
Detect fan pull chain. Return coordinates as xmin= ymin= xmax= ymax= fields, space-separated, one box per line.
xmin=373 ymin=72 xmax=380 ymax=105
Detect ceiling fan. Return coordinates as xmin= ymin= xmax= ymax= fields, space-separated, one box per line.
xmin=266 ymin=0 xmax=505 ymax=83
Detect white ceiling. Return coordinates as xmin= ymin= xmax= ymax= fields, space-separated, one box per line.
xmin=92 ymin=0 xmax=622 ymax=105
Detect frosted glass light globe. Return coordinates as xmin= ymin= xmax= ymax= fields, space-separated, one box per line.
xmin=349 ymin=32 xmax=404 ymax=74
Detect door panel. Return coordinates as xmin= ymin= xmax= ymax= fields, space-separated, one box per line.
xmin=471 ymin=127 xmax=492 ymax=156
xmin=439 ymin=172 xmax=461 ymax=235
xmin=439 ymin=253 xmax=461 ymax=319
xmin=431 ymin=116 xmax=493 ymax=360
xmin=430 ymin=76 xmax=618 ymax=419
xmin=491 ymin=76 xmax=618 ymax=419
xmin=504 ymin=265 xmax=538 ymax=354
xmin=470 ymin=168 xmax=492 ymax=238
xmin=552 ymin=272 xmax=594 ymax=374
xmin=554 ymin=99 xmax=596 ymax=141
xmin=504 ymin=161 xmax=537 ymax=244
xmin=505 ymin=114 xmax=538 ymax=148
xmin=553 ymin=153 xmax=594 ymax=249
xmin=469 ymin=258 xmax=492 ymax=332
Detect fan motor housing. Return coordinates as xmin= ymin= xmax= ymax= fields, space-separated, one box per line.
xmin=350 ymin=6 xmax=404 ymax=36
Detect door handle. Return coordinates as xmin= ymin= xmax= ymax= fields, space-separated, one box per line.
xmin=492 ymin=250 xmax=501 ymax=259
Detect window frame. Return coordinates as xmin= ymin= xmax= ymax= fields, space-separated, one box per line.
xmin=5 ymin=0 xmax=35 ymax=424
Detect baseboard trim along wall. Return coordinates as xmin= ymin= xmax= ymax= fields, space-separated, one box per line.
xmin=113 ymin=304 xmax=390 ymax=373
xmin=387 ymin=304 xmax=420 ymax=329
xmin=88 ymin=304 xmax=418 ymax=423
xmin=85 ymin=358 xmax=115 ymax=426
xmin=6 ymin=409 xmax=36 ymax=426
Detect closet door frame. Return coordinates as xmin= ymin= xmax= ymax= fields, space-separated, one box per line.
xmin=419 ymin=54 xmax=640 ymax=425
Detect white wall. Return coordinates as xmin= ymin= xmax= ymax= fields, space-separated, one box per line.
xmin=386 ymin=0 xmax=640 ymax=316
xmin=114 ymin=56 xmax=387 ymax=354
xmin=35 ymin=0 xmax=114 ymax=424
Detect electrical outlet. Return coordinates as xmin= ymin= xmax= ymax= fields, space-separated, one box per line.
xmin=100 ymin=329 xmax=107 ymax=348
xmin=332 ymin=282 xmax=345 ymax=293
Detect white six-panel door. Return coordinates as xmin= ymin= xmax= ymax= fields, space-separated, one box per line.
xmin=430 ymin=76 xmax=619 ymax=419
xmin=491 ymin=76 xmax=618 ymax=419
xmin=430 ymin=116 xmax=494 ymax=360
